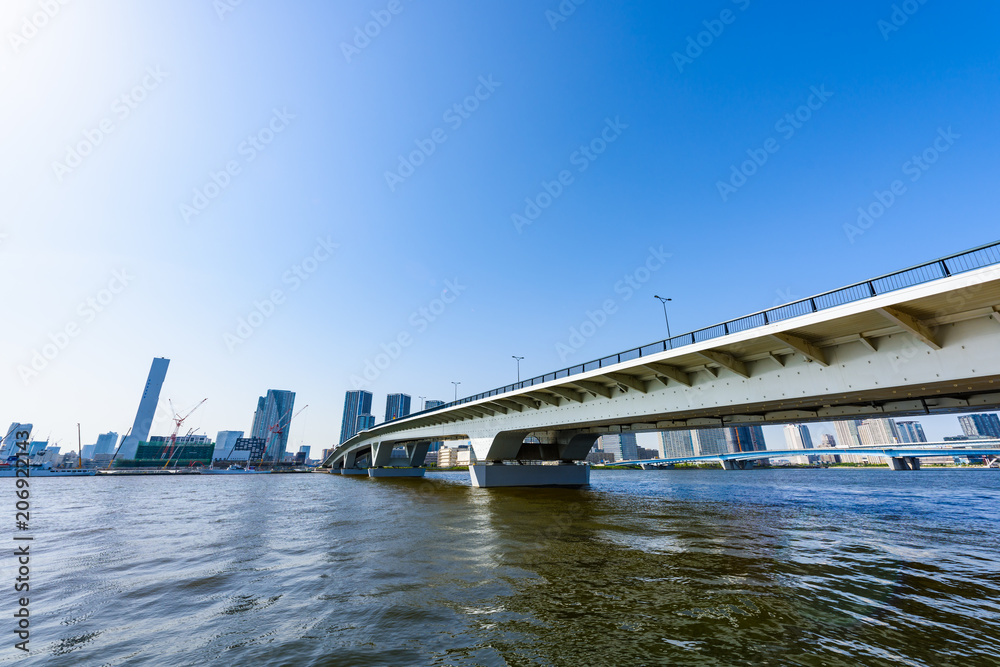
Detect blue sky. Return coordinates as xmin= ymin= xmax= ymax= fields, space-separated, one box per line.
xmin=2 ymin=0 xmax=997 ymax=451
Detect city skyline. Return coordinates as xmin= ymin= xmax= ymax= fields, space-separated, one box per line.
xmin=3 ymin=2 xmax=999 ymax=452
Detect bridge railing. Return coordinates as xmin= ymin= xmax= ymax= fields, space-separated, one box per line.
xmin=403 ymin=240 xmax=1000 ymax=419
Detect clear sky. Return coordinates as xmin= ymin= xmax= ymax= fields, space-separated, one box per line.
xmin=2 ymin=0 xmax=998 ymax=452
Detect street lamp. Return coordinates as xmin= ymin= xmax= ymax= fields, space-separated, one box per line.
xmin=512 ymin=356 xmax=524 ymax=383
xmin=654 ymin=295 xmax=673 ymax=343
xmin=418 ymin=396 xmax=426 ymax=411
xmin=452 ymin=381 xmax=461 ymax=402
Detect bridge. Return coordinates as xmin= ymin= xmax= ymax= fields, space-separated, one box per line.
xmin=617 ymin=441 xmax=1000 ymax=470
xmin=322 ymin=241 xmax=1000 ymax=486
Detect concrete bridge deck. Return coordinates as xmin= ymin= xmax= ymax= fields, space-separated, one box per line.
xmin=322 ymin=242 xmax=1000 ymax=486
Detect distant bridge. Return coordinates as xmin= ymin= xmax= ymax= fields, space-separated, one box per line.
xmin=617 ymin=441 xmax=1000 ymax=470
xmin=323 ymin=241 xmax=1000 ymax=487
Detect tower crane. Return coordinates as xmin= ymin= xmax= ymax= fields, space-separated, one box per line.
xmin=258 ymin=404 xmax=309 ymax=468
xmin=162 ymin=398 xmax=207 ymax=468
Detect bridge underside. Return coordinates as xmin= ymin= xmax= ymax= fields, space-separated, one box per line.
xmin=324 ymin=263 xmax=1000 ymax=487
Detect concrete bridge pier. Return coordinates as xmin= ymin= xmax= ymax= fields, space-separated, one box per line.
xmin=367 ymin=441 xmax=428 ymax=478
xmin=719 ymin=459 xmax=752 ymax=470
xmin=467 ymin=431 xmax=595 ymax=487
xmin=887 ymin=456 xmax=921 ymax=471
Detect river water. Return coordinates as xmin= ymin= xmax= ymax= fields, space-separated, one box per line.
xmin=3 ymin=468 xmax=999 ymax=666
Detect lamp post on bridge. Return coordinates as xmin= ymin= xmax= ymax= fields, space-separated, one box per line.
xmin=418 ymin=396 xmax=426 ymax=411
xmin=451 ymin=381 xmax=461 ymax=402
xmin=654 ymin=295 xmax=673 ymax=347
xmin=512 ymin=356 xmax=524 ymax=383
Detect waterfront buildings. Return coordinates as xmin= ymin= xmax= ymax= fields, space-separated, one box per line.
xmin=250 ymin=389 xmax=296 ymax=461
xmin=384 ymin=393 xmax=411 ymax=422
xmin=693 ymin=428 xmax=730 ymax=456
xmin=659 ymin=430 xmax=695 ymax=458
xmin=425 ymin=399 xmax=445 ymax=410
xmin=833 ymin=419 xmax=867 ymax=463
xmin=1 ymin=423 xmax=33 ymax=458
xmin=340 ymin=390 xmax=374 ymax=443
xmin=213 ymin=430 xmax=244 ymax=460
xmin=896 ymin=420 xmax=928 ymax=443
xmin=599 ymin=433 xmax=639 ymax=460
xmin=858 ymin=418 xmax=899 ymax=446
xmin=783 ymin=424 xmax=816 ymax=464
xmin=116 ymin=357 xmax=170 ymax=460
xmin=959 ymin=413 xmax=1000 ymax=439
xmin=726 ymin=425 xmax=766 ymax=453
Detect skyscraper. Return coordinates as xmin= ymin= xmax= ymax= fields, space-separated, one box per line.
xmin=693 ymin=428 xmax=729 ymax=456
xmin=94 ymin=432 xmax=119 ymax=457
xmin=340 ymin=390 xmax=373 ymax=443
xmin=726 ymin=425 xmax=766 ymax=452
xmin=250 ymin=389 xmax=296 ymax=462
xmin=659 ymin=430 xmax=695 ymax=458
xmin=895 ymin=420 xmax=928 ymax=443
xmin=599 ymin=433 xmax=638 ymax=461
xmin=384 ymin=393 xmax=411 ymax=421
xmin=833 ymin=419 xmax=865 ymax=463
xmin=858 ymin=418 xmax=899 ymax=446
xmin=116 ymin=357 xmax=170 ymax=460
xmin=783 ymin=424 xmax=815 ymax=464
xmin=959 ymin=413 xmax=1000 ymax=439
xmin=425 ymin=399 xmax=445 ymax=410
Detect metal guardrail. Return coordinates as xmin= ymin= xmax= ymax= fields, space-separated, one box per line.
xmin=401 ymin=240 xmax=1000 ymax=421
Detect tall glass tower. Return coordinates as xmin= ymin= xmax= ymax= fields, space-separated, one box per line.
xmin=116 ymin=357 xmax=170 ymax=460
xmin=251 ymin=389 xmax=296 ymax=462
xmin=340 ymin=390 xmax=373 ymax=444
xmin=384 ymin=393 xmax=411 ymax=422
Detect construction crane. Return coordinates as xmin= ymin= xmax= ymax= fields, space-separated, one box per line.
xmin=258 ymin=404 xmax=309 ymax=468
xmin=162 ymin=398 xmax=208 ymax=468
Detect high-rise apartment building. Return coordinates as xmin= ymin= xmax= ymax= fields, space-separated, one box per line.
xmin=116 ymin=357 xmax=170 ymax=460
xmin=659 ymin=430 xmax=695 ymax=458
xmin=833 ymin=419 xmax=866 ymax=463
xmin=384 ymin=393 xmax=411 ymax=422
xmin=858 ymin=418 xmax=899 ymax=446
xmin=599 ymin=433 xmax=639 ymax=461
xmin=726 ymin=425 xmax=766 ymax=452
xmin=959 ymin=413 xmax=1000 ymax=439
xmin=250 ymin=389 xmax=296 ymax=462
xmin=340 ymin=390 xmax=374 ymax=444
xmin=895 ymin=420 xmax=927 ymax=444
xmin=425 ymin=399 xmax=445 ymax=410
xmin=783 ymin=424 xmax=816 ymax=464
xmin=693 ymin=428 xmax=729 ymax=456
xmin=94 ymin=432 xmax=119 ymax=458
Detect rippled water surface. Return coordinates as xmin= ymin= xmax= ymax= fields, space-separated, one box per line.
xmin=5 ymin=468 xmax=1000 ymax=666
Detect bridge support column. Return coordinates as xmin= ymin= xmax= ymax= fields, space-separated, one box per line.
xmin=720 ymin=460 xmax=751 ymax=470
xmin=369 ymin=467 xmax=426 ymax=478
xmin=887 ymin=456 xmax=921 ymax=471
xmin=469 ymin=462 xmax=589 ymax=488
